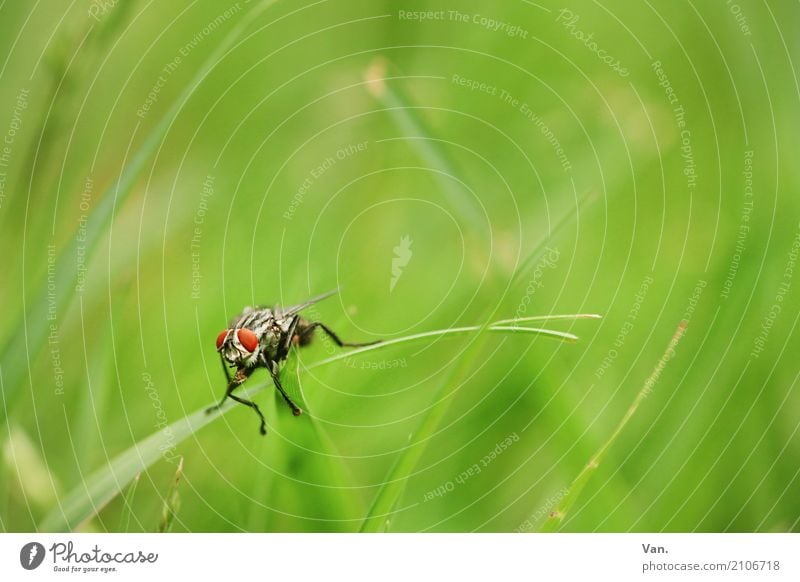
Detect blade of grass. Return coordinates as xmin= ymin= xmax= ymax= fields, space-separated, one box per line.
xmin=311 ymin=321 xmax=589 ymax=368
xmin=158 ymin=457 xmax=183 ymax=533
xmin=39 ymin=323 xmax=584 ymax=531
xmin=508 ymin=188 xmax=597 ymax=289
xmin=0 ymin=0 xmax=280 ymax=424
xmin=358 ymin=344 xmax=484 ymax=532
xmin=540 ymin=321 xmax=687 ymax=532
xmin=491 ymin=314 xmax=602 ymax=326
xmin=40 ymin=404 xmax=204 ymax=531
xmin=489 ymin=326 xmax=578 ymax=342
xmin=364 ymin=57 xmax=486 ymax=233
xmin=117 ymin=473 xmax=140 ymax=533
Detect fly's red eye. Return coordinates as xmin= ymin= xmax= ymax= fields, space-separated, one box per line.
xmin=216 ymin=330 xmax=229 ymax=350
xmin=237 ymin=329 xmax=259 ymax=352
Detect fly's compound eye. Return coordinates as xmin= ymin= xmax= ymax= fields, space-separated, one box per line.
xmin=216 ymin=330 xmax=229 ymax=351
xmin=237 ymin=328 xmax=259 ymax=352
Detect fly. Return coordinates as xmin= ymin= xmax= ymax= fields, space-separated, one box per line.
xmin=207 ymin=289 xmax=379 ymax=435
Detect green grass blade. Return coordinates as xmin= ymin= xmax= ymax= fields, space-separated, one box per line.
xmin=309 ymin=323 xmax=583 ymax=369
xmin=358 ymin=331 xmax=490 ymax=532
xmin=489 ymin=326 xmax=578 ymax=343
xmin=364 ymin=57 xmax=486 ymax=233
xmin=540 ymin=321 xmax=687 ymax=532
xmin=491 ymin=314 xmax=602 ymax=326
xmin=508 ymin=188 xmax=597 ymax=289
xmin=0 ymin=0 xmax=280 ymax=424
xmin=158 ymin=457 xmax=183 ymax=533
xmin=39 ymin=401 xmax=211 ymax=531
xmin=117 ymin=473 xmax=140 ymax=533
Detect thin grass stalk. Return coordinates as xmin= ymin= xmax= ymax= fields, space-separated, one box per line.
xmin=540 ymin=321 xmax=687 ymax=532
xmin=364 ymin=58 xmax=485 ymax=233
xmin=117 ymin=473 xmax=140 ymax=533
xmin=157 ymin=457 xmax=183 ymax=533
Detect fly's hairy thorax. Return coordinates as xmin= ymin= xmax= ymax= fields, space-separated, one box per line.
xmin=231 ymin=306 xmax=297 ymax=362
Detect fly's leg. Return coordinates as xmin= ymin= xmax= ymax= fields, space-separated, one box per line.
xmin=268 ymin=362 xmax=302 ymax=417
xmin=219 ymin=352 xmax=232 ymax=384
xmin=205 ymin=367 xmax=267 ymax=436
xmin=205 ymin=367 xmax=252 ymax=412
xmin=206 ymin=353 xmax=237 ymax=410
xmin=226 ymin=392 xmax=268 ymax=436
xmin=296 ymin=321 xmax=381 ymax=348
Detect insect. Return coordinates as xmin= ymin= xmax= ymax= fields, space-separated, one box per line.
xmin=207 ymin=289 xmax=379 ymax=435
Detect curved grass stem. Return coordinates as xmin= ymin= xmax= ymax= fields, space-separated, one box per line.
xmin=540 ymin=321 xmax=687 ymax=532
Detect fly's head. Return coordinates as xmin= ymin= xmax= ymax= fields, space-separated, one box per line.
xmin=216 ymin=328 xmax=260 ymax=368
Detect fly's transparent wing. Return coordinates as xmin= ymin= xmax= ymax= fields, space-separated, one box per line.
xmin=280 ymin=288 xmax=340 ymax=318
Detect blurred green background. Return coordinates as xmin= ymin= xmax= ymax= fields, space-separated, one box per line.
xmin=0 ymin=0 xmax=798 ymax=532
